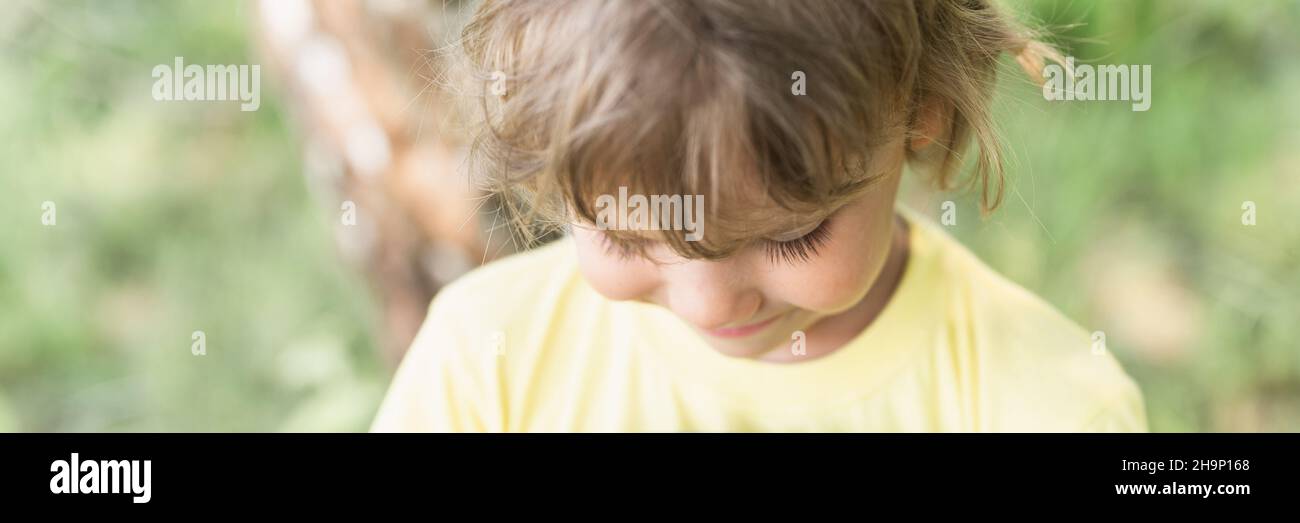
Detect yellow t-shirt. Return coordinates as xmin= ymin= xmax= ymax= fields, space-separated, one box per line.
xmin=371 ymin=211 xmax=1147 ymax=432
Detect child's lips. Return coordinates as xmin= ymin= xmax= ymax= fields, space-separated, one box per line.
xmin=706 ymin=313 xmax=783 ymax=338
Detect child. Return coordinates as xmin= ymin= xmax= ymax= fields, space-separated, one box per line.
xmin=371 ymin=0 xmax=1146 ymax=432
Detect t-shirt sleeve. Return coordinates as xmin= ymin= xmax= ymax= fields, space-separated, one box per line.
xmin=369 ymin=293 xmax=503 ymax=433
xmin=1078 ymin=378 xmax=1149 ymax=432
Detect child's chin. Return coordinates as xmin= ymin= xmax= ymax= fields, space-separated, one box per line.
xmin=699 ymin=333 xmax=785 ymax=361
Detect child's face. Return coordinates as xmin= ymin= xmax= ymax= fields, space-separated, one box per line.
xmin=571 ymin=139 xmax=907 ymax=361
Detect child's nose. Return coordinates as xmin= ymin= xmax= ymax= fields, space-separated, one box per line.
xmin=662 ymin=260 xmax=762 ymax=331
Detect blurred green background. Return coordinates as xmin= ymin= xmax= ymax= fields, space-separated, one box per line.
xmin=1 ymin=0 xmax=1297 ymax=431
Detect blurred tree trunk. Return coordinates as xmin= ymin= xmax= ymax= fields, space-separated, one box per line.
xmin=252 ymin=0 xmax=509 ymax=366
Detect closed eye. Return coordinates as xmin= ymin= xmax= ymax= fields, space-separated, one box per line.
xmin=763 ymin=218 xmax=831 ymax=265
xmin=598 ymin=218 xmax=833 ymax=265
xmin=599 ymin=233 xmax=645 ymax=261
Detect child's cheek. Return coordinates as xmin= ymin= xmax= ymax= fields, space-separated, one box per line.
xmin=772 ymin=232 xmax=885 ymax=314
xmin=572 ymin=234 xmax=658 ymax=302
xmin=777 ymin=258 xmax=875 ymax=313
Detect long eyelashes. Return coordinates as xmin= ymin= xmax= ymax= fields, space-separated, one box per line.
xmin=763 ymin=220 xmax=831 ymax=265
xmin=597 ymin=219 xmax=832 ymax=265
xmin=599 ymin=234 xmax=643 ymax=261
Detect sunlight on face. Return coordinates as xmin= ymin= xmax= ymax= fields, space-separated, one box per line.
xmin=571 ymin=141 xmax=909 ymax=362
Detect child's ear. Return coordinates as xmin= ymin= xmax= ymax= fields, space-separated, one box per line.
xmin=908 ymin=96 xmax=950 ymax=152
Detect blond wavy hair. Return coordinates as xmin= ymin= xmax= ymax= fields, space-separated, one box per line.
xmin=455 ymin=0 xmax=1055 ymax=258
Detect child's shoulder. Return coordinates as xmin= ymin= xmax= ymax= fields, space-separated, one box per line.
xmin=908 ymin=214 xmax=1147 ymax=431
xmin=440 ymin=238 xmax=576 ymax=297
xmin=430 ymin=238 xmax=581 ymax=328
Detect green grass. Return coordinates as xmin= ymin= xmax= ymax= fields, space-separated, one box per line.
xmin=933 ymin=0 xmax=1300 ymax=431
xmin=0 ymin=0 xmax=385 ymax=431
